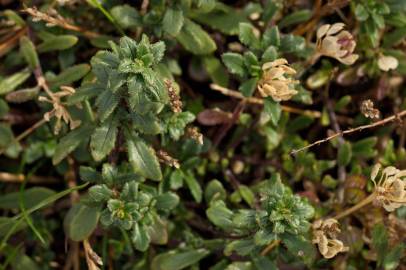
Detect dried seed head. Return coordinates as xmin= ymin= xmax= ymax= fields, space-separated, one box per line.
xmin=257 ymin=58 xmax=298 ymax=102
xmin=157 ymin=150 xmax=180 ymax=169
xmin=164 ymin=79 xmax=182 ymax=113
xmin=371 ymin=164 xmax=406 ymax=212
xmin=316 ymin=23 xmax=359 ymax=65
xmin=39 ymin=86 xmax=80 ymax=134
xmin=361 ymin=99 xmax=380 ymax=119
xmin=378 ymin=55 xmax=398 ymax=72
xmin=312 ymin=219 xmax=348 ymax=259
xmin=186 ymin=126 xmax=204 ymax=145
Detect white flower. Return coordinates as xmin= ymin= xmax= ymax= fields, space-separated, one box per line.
xmin=257 ymin=58 xmax=298 ymax=102
xmin=378 ymin=55 xmax=398 ymax=71
xmin=316 ymin=23 xmax=359 ymax=65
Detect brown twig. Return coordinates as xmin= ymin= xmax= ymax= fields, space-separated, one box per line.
xmin=212 ymin=100 xmax=245 ymax=149
xmin=210 ymin=84 xmax=321 ymax=118
xmin=291 ymin=109 xmax=406 ymax=154
xmin=22 ymin=7 xmax=100 ymax=39
xmin=0 ymin=27 xmax=27 ymax=57
xmin=0 ymin=172 xmax=58 ymax=184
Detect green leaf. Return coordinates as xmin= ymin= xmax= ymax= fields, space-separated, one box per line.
xmin=372 ymin=223 xmax=388 ymax=266
xmin=0 ymin=123 xmax=14 ymax=150
xmin=155 ymin=192 xmax=180 ymax=211
xmin=89 ymin=184 xmax=112 ymax=202
xmin=176 ymin=19 xmax=217 ymax=55
xmin=163 ymin=8 xmax=184 ymax=36
xmin=20 ymin=36 xmax=39 ymax=69
xmin=206 ymin=200 xmax=233 ymax=229
xmin=262 ymin=26 xmax=280 ymax=47
xmin=183 ymin=171 xmax=202 ymax=203
xmin=338 ymin=141 xmax=352 ymax=166
xmin=238 ymin=185 xmax=255 ymax=207
xmin=90 ymin=119 xmax=118 ymax=161
xmin=280 ymin=34 xmax=306 ymax=53
xmin=278 ymin=9 xmax=312 ymax=28
xmin=126 ymin=133 xmax=162 ymax=181
xmin=203 ymin=56 xmax=229 ymax=87
xmin=239 ymin=77 xmax=258 ymax=97
xmin=352 ymin=137 xmax=377 ymax=158
xmin=48 ymin=64 xmax=90 ymax=88
xmin=383 ymin=27 xmax=406 ymax=47
xmin=0 ymin=217 xmax=26 ymax=237
xmin=110 ymin=5 xmax=141 ymax=29
xmin=151 ymin=249 xmax=210 ymax=270
xmin=222 ymin=53 xmax=245 ymax=77
xmin=37 ymin=35 xmax=78 ymax=52
xmin=190 ymin=6 xmax=248 ymax=35
xmin=52 ymin=125 xmax=94 ymax=165
xmin=0 ymin=69 xmax=31 ymax=95
xmin=64 ymin=203 xmax=100 ymax=241
xmin=4 ymin=10 xmax=25 ymax=27
xmin=263 ymin=98 xmax=281 ymax=125
xmin=66 ymin=84 xmax=104 ymax=105
xmin=95 ymin=89 xmax=120 ymax=122
xmin=132 ymin=223 xmax=151 ymax=251
xmin=383 ymin=244 xmax=404 ymax=270
xmin=204 ymin=179 xmax=226 ymax=203
xmin=239 ymin=23 xmax=260 ymax=49
xmin=283 ymin=233 xmax=316 ymax=266
xmin=131 ymin=112 xmax=161 ymax=135
xmin=0 ymin=188 xmax=56 ymax=210
xmin=355 ymin=4 xmax=369 ymax=21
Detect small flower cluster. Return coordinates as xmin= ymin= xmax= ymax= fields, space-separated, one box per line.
xmin=257 ymin=58 xmax=298 ymax=102
xmin=312 ymin=219 xmax=349 ymax=259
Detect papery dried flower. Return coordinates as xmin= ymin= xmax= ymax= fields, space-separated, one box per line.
xmin=257 ymin=58 xmax=298 ymax=102
xmin=39 ymin=85 xmax=81 ymax=135
xmin=361 ymin=99 xmax=380 ymax=119
xmin=312 ymin=219 xmax=349 ymax=259
xmin=316 ymin=23 xmax=359 ymax=65
xmin=371 ymin=164 xmax=406 ymax=212
xmin=156 ymin=150 xmax=180 ymax=169
xmin=164 ymin=79 xmax=182 ymax=113
xmin=378 ymin=55 xmax=398 ymax=72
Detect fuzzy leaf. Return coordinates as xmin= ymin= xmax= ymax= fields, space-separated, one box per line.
xmin=126 ymin=133 xmax=162 ymax=181
xmin=20 ymin=36 xmax=39 ymax=69
xmin=37 ymin=35 xmax=78 ymax=52
xmin=52 ymin=125 xmax=94 ymax=165
xmin=90 ymin=119 xmax=118 ymax=161
xmin=176 ymin=19 xmax=217 ymax=55
xmin=151 ymin=249 xmax=210 ymax=270
xmin=222 ymin=53 xmax=245 ymax=77
xmin=64 ymin=203 xmax=100 ymax=241
xmin=0 ymin=69 xmax=31 ymax=95
xmin=163 ymin=8 xmax=184 ymax=36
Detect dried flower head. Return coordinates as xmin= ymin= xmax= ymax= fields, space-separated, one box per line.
xmin=164 ymin=79 xmax=182 ymax=113
xmin=156 ymin=150 xmax=180 ymax=169
xmin=361 ymin=99 xmax=380 ymax=119
xmin=378 ymin=55 xmax=398 ymax=72
xmin=39 ymin=85 xmax=81 ymax=135
xmin=257 ymin=58 xmax=298 ymax=102
xmin=316 ymin=23 xmax=359 ymax=65
xmin=312 ymin=218 xmax=349 ymax=259
xmin=371 ymin=164 xmax=406 ymax=212
xmin=186 ymin=126 xmax=204 ymax=145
